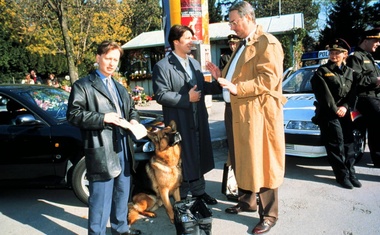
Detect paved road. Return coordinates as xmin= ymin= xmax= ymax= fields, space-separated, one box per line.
xmin=1 ymin=149 xmax=379 ymax=235
xmin=1 ymin=100 xmax=379 ymax=235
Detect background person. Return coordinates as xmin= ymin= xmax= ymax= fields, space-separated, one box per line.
xmin=311 ymin=38 xmax=361 ymax=189
xmin=30 ymin=69 xmax=43 ymax=84
xmin=346 ymin=27 xmax=380 ymax=168
xmin=47 ymin=73 xmax=60 ymax=88
xmin=21 ymin=73 xmax=35 ymax=84
xmin=206 ymin=1 xmax=286 ymax=234
xmin=219 ymin=34 xmax=241 ymax=70
xmin=152 ymin=24 xmax=222 ymax=205
xmin=67 ymin=41 xmax=141 ymax=235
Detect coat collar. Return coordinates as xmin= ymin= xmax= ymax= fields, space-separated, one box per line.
xmin=168 ymin=52 xmax=191 ymax=81
xmin=234 ymin=25 xmax=265 ymax=69
xmin=89 ymin=71 xmax=113 ymax=100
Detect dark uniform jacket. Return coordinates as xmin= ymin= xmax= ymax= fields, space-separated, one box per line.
xmin=346 ymin=47 xmax=380 ymax=97
xmin=152 ymin=52 xmax=222 ymax=180
xmin=311 ymin=60 xmax=356 ymax=120
xmin=67 ymin=72 xmax=139 ymax=181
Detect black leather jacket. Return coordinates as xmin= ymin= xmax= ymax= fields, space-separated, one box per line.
xmin=67 ymin=72 xmax=139 ymax=181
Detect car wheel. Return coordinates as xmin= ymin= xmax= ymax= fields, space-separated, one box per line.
xmin=72 ymin=157 xmax=89 ymax=205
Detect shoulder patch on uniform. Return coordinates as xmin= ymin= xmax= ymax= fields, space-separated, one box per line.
xmin=324 ymin=73 xmax=335 ymax=77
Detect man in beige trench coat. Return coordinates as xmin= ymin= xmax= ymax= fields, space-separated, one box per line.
xmin=206 ymin=1 xmax=287 ymax=234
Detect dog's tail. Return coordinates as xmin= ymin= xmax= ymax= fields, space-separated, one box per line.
xmin=128 ymin=193 xmax=160 ymax=225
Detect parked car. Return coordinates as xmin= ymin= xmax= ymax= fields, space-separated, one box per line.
xmin=282 ymin=65 xmax=366 ymax=161
xmin=0 ymin=84 xmax=162 ymax=205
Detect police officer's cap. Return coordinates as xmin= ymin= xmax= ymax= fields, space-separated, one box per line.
xmin=227 ymin=34 xmax=240 ymax=43
xmin=327 ymin=38 xmax=350 ymax=52
xmin=362 ymin=27 xmax=380 ymax=39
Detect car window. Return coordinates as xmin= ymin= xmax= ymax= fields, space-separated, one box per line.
xmin=282 ymin=67 xmax=318 ymax=94
xmin=0 ymin=95 xmax=31 ymax=125
xmin=19 ymin=87 xmax=69 ymax=120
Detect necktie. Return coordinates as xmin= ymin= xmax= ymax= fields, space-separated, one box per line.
xmin=106 ymin=77 xmax=122 ymax=116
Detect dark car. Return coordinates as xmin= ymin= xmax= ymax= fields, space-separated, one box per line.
xmin=0 ymin=84 xmax=161 ymax=205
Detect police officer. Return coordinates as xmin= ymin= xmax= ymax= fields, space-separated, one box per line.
xmin=311 ymin=38 xmax=361 ymax=189
xmin=346 ymin=27 xmax=380 ymax=168
xmin=219 ymin=34 xmax=241 ymax=70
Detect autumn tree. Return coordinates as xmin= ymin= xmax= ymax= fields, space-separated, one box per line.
xmin=2 ymin=0 xmax=134 ymax=83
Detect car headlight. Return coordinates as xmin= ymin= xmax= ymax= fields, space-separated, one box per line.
xmin=286 ymin=120 xmax=319 ymax=130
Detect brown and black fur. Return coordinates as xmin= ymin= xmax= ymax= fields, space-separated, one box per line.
xmin=128 ymin=120 xmax=182 ymax=224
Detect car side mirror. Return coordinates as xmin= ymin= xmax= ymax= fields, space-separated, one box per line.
xmin=15 ymin=114 xmax=43 ymax=126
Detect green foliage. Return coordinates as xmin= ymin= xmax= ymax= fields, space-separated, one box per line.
xmin=317 ymin=0 xmax=380 ymax=60
xmin=128 ymin=0 xmax=162 ymax=37
xmin=0 ymin=0 xmax=137 ymax=83
xmin=208 ymin=0 xmax=223 ymax=23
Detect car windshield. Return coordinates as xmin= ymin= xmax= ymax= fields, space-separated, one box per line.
xmin=19 ymin=87 xmax=69 ymax=120
xmin=282 ymin=67 xmax=318 ymax=94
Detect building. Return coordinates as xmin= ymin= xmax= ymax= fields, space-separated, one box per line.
xmin=122 ymin=13 xmax=304 ymax=95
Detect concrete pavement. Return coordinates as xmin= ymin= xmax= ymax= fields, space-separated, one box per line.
xmin=132 ymin=98 xmax=380 ymax=235
xmin=1 ymin=98 xmax=379 ymax=235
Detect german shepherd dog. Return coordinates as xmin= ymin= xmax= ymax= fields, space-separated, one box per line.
xmin=128 ymin=120 xmax=182 ymax=224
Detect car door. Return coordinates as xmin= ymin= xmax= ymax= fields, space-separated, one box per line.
xmin=0 ymin=97 xmax=55 ymax=180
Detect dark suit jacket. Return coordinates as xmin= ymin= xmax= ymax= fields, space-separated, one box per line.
xmin=152 ymin=52 xmax=222 ymax=180
xmin=67 ymin=72 xmax=139 ymax=181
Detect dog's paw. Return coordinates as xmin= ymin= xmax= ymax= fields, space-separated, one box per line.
xmin=141 ymin=211 xmax=156 ymax=218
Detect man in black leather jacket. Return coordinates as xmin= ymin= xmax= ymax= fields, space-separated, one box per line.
xmin=346 ymin=27 xmax=380 ymax=168
xmin=67 ymin=41 xmax=141 ymax=235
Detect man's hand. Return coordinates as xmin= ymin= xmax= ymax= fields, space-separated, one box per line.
xmin=104 ymin=112 xmax=121 ymax=125
xmin=206 ymin=61 xmax=221 ymax=80
xmin=218 ymin=78 xmax=237 ymax=95
xmin=336 ymin=106 xmax=347 ymax=118
xmin=189 ymin=85 xmax=201 ymax=102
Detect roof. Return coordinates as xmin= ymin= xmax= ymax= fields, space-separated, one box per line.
xmin=122 ymin=13 xmax=304 ymax=50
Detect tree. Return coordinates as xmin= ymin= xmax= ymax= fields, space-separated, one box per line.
xmin=127 ymin=0 xmax=162 ymax=37
xmin=208 ymin=0 xmax=223 ymax=23
xmin=317 ymin=0 xmax=370 ymax=51
xmin=2 ymin=0 xmax=135 ymax=83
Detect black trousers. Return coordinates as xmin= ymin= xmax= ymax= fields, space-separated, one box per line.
xmin=319 ymin=112 xmax=356 ymax=181
xmin=357 ymin=96 xmax=380 ymax=167
xmin=224 ymin=103 xmax=235 ymax=170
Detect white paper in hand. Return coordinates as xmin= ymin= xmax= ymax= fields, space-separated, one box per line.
xmin=119 ymin=119 xmax=148 ymax=140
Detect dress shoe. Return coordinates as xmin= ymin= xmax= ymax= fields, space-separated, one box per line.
xmin=225 ymin=203 xmax=257 ymax=214
xmin=252 ymin=219 xmax=276 ymax=234
xmin=194 ymin=193 xmax=218 ymax=205
xmin=120 ymin=229 xmax=141 ymax=235
xmin=350 ymin=177 xmax=362 ymax=188
xmin=337 ymin=178 xmax=354 ymax=189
